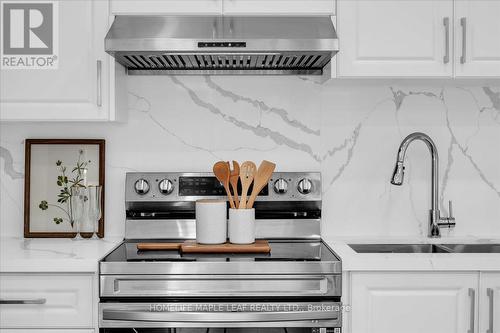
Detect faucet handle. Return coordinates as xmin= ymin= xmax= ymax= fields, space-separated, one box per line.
xmin=438 ymin=200 xmax=456 ymax=229
xmin=448 ymin=200 xmax=454 ymax=219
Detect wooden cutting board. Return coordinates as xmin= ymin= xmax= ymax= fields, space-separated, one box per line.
xmin=136 ymin=243 xmax=182 ymax=251
xmin=137 ymin=240 xmax=271 ymax=254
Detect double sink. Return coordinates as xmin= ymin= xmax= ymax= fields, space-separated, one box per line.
xmin=349 ymin=243 xmax=500 ymax=253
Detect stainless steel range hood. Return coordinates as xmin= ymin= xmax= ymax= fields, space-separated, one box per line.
xmin=105 ymin=16 xmax=338 ymax=75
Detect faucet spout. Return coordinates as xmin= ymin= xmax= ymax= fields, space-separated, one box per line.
xmin=390 ymin=161 xmax=405 ymax=186
xmin=390 ymin=132 xmax=455 ymax=238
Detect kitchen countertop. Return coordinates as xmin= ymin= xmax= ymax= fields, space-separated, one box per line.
xmin=1 ymin=236 xmax=499 ymax=273
xmin=325 ymin=237 xmax=500 ymax=271
xmin=0 ymin=237 xmax=122 ymax=273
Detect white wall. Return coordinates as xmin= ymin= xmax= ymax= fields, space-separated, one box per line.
xmin=1 ymin=76 xmax=499 ymax=239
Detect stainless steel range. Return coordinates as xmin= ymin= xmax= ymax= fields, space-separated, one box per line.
xmin=99 ymin=172 xmax=342 ymax=332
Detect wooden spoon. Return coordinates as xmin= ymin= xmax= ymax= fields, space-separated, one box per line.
xmin=239 ymin=161 xmax=257 ymax=209
xmin=247 ymin=160 xmax=276 ymax=209
xmin=229 ymin=161 xmax=240 ymax=208
xmin=213 ymin=161 xmax=235 ymax=209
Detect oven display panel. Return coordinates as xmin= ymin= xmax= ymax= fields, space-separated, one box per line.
xmin=179 ymin=176 xmax=268 ymax=196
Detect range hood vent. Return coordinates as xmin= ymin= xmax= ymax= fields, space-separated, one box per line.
xmin=105 ymin=16 xmax=338 ymax=75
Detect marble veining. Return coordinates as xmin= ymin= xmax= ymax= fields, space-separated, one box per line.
xmin=170 ymin=76 xmax=323 ymax=161
xmin=0 ymin=146 xmax=23 ymax=179
xmin=204 ymin=76 xmax=321 ymax=136
xmin=1 ymin=76 xmax=499 ymax=238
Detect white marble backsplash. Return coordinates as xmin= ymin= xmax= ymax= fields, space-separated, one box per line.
xmin=1 ymin=76 xmax=499 ymax=239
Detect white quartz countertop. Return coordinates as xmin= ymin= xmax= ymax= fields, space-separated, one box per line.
xmin=325 ymin=237 xmax=500 ymax=271
xmin=1 ymin=236 xmax=499 ymax=273
xmin=0 ymin=237 xmax=122 ymax=273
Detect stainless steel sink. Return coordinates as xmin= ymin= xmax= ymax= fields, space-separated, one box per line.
xmin=348 ymin=244 xmax=451 ymax=253
xmin=348 ymin=243 xmax=500 ymax=253
xmin=438 ymin=244 xmax=500 ymax=253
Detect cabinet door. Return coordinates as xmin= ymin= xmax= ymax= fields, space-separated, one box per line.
xmin=337 ymin=0 xmax=453 ymax=77
xmin=0 ymin=0 xmax=111 ymax=121
xmin=455 ymin=0 xmax=500 ymax=77
xmin=350 ymin=272 xmax=478 ymax=333
xmin=480 ymin=272 xmax=500 ymax=333
xmin=110 ymin=0 xmax=222 ymax=15
xmin=0 ymin=274 xmax=94 ymax=328
xmin=222 ymin=0 xmax=335 ymax=16
xmin=0 ymin=329 xmax=94 ymax=333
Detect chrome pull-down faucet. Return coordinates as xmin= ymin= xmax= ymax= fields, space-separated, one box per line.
xmin=390 ymin=132 xmax=456 ymax=238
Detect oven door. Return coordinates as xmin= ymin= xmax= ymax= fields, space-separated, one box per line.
xmin=99 ymin=301 xmax=341 ymax=332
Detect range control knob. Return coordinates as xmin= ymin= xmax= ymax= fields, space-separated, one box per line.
xmin=158 ymin=179 xmax=174 ymax=195
xmin=134 ymin=179 xmax=150 ymax=195
xmin=298 ymin=178 xmax=313 ymax=194
xmin=273 ymin=178 xmax=288 ymax=194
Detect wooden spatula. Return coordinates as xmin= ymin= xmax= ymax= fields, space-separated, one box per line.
xmin=229 ymin=161 xmax=240 ymax=208
xmin=239 ymin=161 xmax=256 ymax=209
xmin=247 ymin=160 xmax=276 ymax=208
xmin=213 ymin=161 xmax=235 ymax=209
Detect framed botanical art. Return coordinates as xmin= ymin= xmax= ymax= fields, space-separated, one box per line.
xmin=24 ymin=139 xmax=105 ymax=238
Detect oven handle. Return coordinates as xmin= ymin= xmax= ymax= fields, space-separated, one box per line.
xmin=102 ymin=309 xmax=338 ymax=322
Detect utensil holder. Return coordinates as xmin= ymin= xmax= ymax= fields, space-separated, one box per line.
xmin=229 ymin=208 xmax=255 ymax=244
xmin=195 ymin=200 xmax=227 ymax=244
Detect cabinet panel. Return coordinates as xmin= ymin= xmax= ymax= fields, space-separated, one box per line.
xmin=337 ymin=0 xmax=453 ymax=77
xmin=455 ymin=0 xmax=500 ymax=77
xmin=0 ymin=0 xmax=111 ymax=120
xmin=480 ymin=272 xmax=500 ymax=333
xmin=223 ymin=0 xmax=335 ymax=16
xmin=350 ymin=272 xmax=478 ymax=333
xmin=110 ymin=0 xmax=222 ymax=15
xmin=0 ymin=329 xmax=94 ymax=333
xmin=0 ymin=274 xmax=93 ymax=328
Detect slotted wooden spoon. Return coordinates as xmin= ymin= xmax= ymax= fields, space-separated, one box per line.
xmin=239 ymin=161 xmax=257 ymax=209
xmin=213 ymin=161 xmax=235 ymax=209
xmin=247 ymin=160 xmax=276 ymax=209
xmin=229 ymin=161 xmax=240 ymax=208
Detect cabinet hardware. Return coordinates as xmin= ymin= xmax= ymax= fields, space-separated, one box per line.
xmin=487 ymin=288 xmax=494 ymax=333
xmin=443 ymin=17 xmax=450 ymax=64
xmin=468 ymin=288 xmax=475 ymax=333
xmin=0 ymin=298 xmax=46 ymax=304
xmin=460 ymin=17 xmax=467 ymax=64
xmin=97 ymin=60 xmax=102 ymax=107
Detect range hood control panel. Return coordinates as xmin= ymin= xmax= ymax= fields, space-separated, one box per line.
xmin=198 ymin=42 xmax=246 ymax=48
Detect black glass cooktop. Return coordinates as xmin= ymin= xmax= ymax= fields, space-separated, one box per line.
xmin=101 ymin=240 xmax=339 ymax=263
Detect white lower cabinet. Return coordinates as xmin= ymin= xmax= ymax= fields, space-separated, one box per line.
xmin=350 ymin=272 xmax=478 ymax=333
xmin=0 ymin=328 xmax=95 ymax=333
xmin=480 ymin=272 xmax=500 ymax=333
xmin=0 ymin=274 xmax=94 ymax=329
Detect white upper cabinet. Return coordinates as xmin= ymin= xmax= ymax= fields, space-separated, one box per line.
xmin=337 ymin=0 xmax=454 ymax=77
xmin=454 ymin=0 xmax=500 ymax=77
xmin=110 ymin=0 xmax=335 ymax=16
xmin=110 ymin=0 xmax=222 ymax=15
xmin=0 ymin=0 xmax=116 ymax=121
xmin=222 ymin=0 xmax=335 ymax=16
xmin=350 ymin=272 xmax=478 ymax=333
xmin=479 ymin=272 xmax=500 ymax=333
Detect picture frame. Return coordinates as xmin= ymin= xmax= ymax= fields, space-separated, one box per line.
xmin=24 ymin=139 xmax=105 ymax=238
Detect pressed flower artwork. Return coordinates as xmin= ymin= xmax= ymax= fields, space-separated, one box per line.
xmin=24 ymin=139 xmax=105 ymax=238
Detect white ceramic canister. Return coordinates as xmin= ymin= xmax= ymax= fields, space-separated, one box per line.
xmin=228 ymin=208 xmax=255 ymax=244
xmin=195 ymin=199 xmax=227 ymax=244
